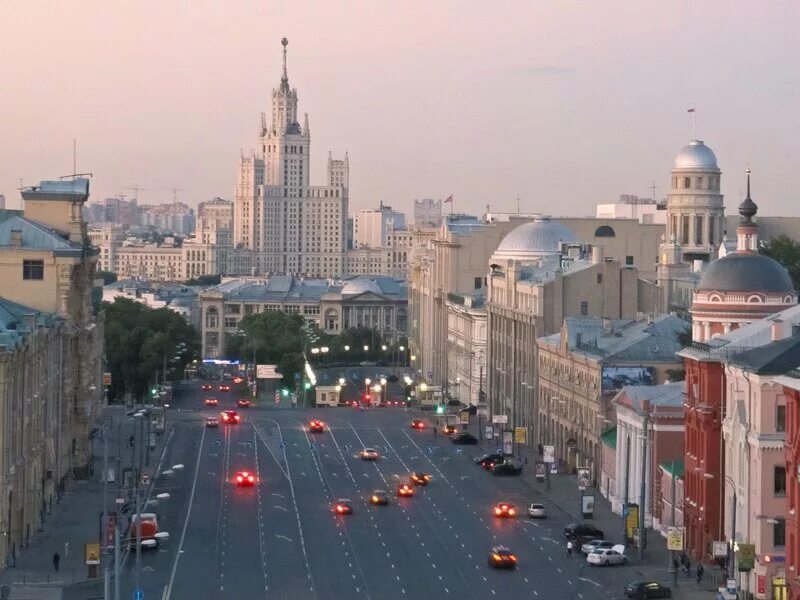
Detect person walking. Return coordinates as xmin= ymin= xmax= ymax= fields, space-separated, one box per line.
xmin=696 ymin=563 xmax=704 ymax=584
xmin=684 ymin=558 xmax=692 ymax=578
xmin=52 ymin=552 xmax=60 ymax=572
xmin=566 ymin=540 xmax=573 ymax=558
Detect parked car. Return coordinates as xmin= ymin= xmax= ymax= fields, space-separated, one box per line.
xmin=491 ymin=462 xmax=522 ymax=476
xmin=586 ymin=545 xmax=626 ymax=566
xmin=624 ymin=581 xmax=672 ymax=599
xmin=475 ymin=453 xmax=504 ymax=468
xmin=564 ymin=523 xmax=605 ymax=544
xmin=581 ymin=539 xmax=615 ymax=555
xmin=451 ymin=432 xmax=478 ymax=445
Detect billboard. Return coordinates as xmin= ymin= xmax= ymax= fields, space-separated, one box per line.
xmin=257 ymin=365 xmax=282 ymax=379
xmin=602 ymin=366 xmax=655 ymax=391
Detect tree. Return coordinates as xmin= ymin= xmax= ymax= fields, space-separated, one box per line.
xmin=184 ymin=274 xmax=221 ymax=286
xmin=761 ymin=235 xmax=800 ymax=290
xmin=103 ymin=297 xmax=200 ymax=402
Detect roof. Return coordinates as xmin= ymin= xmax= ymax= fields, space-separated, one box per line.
xmin=540 ymin=314 xmax=690 ymax=363
xmin=673 ymin=140 xmax=719 ymax=171
xmin=726 ymin=333 xmax=800 ymax=374
xmin=20 ymin=178 xmax=90 ymax=200
xmin=206 ymin=276 xmax=407 ymax=303
xmin=659 ymin=460 xmax=684 ymax=478
xmin=493 ymin=218 xmax=577 ymax=261
xmin=0 ymin=297 xmax=59 ymax=351
xmin=0 ymin=216 xmax=83 ymax=255
xmin=614 ymin=382 xmax=685 ymax=411
xmin=600 ymin=426 xmax=617 ymax=449
xmin=697 ymin=252 xmax=794 ymax=293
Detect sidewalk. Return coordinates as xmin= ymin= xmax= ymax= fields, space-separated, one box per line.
xmin=425 ymin=409 xmax=726 ymax=599
xmin=0 ymin=404 xmax=172 ymax=598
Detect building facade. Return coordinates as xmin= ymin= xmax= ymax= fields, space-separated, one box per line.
xmin=414 ymin=198 xmax=442 ymax=227
xmin=233 ymin=38 xmax=348 ymax=277
xmin=445 ymin=291 xmax=487 ymax=407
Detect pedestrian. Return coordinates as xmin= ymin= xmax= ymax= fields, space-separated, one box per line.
xmin=684 ymin=558 xmax=692 ymax=577
xmin=52 ymin=552 xmax=60 ymax=572
xmin=696 ymin=563 xmax=704 ymax=584
xmin=433 ymin=427 xmax=437 ymax=440
xmin=566 ymin=540 xmax=573 ymax=558
xmin=672 ymin=557 xmax=679 ymax=572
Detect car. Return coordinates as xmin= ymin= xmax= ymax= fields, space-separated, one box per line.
xmin=564 ymin=523 xmax=605 ymax=543
xmin=581 ymin=539 xmax=615 ymax=555
xmin=220 ymin=410 xmax=241 ymax=424
xmin=397 ymin=483 xmax=414 ymax=497
xmin=527 ymin=503 xmax=547 ymax=518
xmin=333 ymin=499 xmax=353 ymax=515
xmin=236 ymin=399 xmax=251 ymax=408
xmin=233 ymin=377 xmax=244 ymax=384
xmin=492 ymin=462 xmax=523 ymax=476
xmin=308 ymin=420 xmax=324 ymax=433
xmin=624 ymin=581 xmax=672 ymax=599
xmin=493 ymin=502 xmax=516 ymax=518
xmin=587 ymin=546 xmax=626 ymax=566
xmin=410 ymin=419 xmax=425 ymax=429
xmin=201 ymin=383 xmax=213 ymax=391
xmin=204 ymin=398 xmax=219 ymax=407
xmin=360 ymin=448 xmax=379 ymax=460
xmin=205 ymin=418 xmax=219 ymax=428
xmin=451 ymin=432 xmax=478 ymax=445
xmin=410 ymin=472 xmax=432 ymax=486
xmin=442 ymin=424 xmax=457 ymax=436
xmin=234 ymin=471 xmax=256 ymax=486
xmin=369 ymin=490 xmax=390 ymax=505
xmin=487 ymin=546 xmax=517 ymax=569
xmin=219 ymin=384 xmax=231 ymax=392
xmin=474 ymin=453 xmax=504 ymax=466
xmin=480 ymin=456 xmax=506 ymax=470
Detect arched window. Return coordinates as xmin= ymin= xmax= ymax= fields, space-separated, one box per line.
xmin=594 ymin=225 xmax=616 ymax=238
xmin=206 ymin=306 xmax=219 ymax=328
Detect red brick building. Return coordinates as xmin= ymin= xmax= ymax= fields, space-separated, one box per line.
xmin=776 ymin=374 xmax=800 ymax=599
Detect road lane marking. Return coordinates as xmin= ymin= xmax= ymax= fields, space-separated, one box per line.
xmin=164 ymin=424 xmax=206 ymax=599
xmin=275 ymin=534 xmax=293 ymax=542
xmin=401 ymin=430 xmax=451 ymax=484
xmin=252 ymin=422 xmax=290 ymax=479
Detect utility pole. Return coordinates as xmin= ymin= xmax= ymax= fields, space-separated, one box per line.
xmin=102 ymin=418 xmax=110 ymax=599
xmin=669 ymin=460 xmax=678 ymax=587
xmin=638 ymin=412 xmax=649 ymax=561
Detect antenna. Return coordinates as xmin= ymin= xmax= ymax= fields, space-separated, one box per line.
xmin=650 ymin=181 xmax=657 ymax=202
xmin=73 ymin=138 xmax=77 ymax=178
xmin=516 ymin=194 xmax=520 ymax=214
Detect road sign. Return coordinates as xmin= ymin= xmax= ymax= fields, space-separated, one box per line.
xmin=133 ymin=590 xmax=144 ymax=600
xmin=459 ymin=411 xmax=470 ymax=425
xmin=712 ymin=540 xmax=728 ymax=557
xmin=667 ymin=527 xmax=685 ymax=551
xmin=103 ymin=372 xmax=112 ymax=386
xmin=485 ymin=426 xmax=493 ymax=439
xmin=476 ymin=402 xmax=488 ymax=417
xmin=737 ymin=543 xmax=756 ymax=571
xmin=492 ymin=415 xmax=508 ymax=424
xmin=543 ymin=445 xmax=555 ymax=464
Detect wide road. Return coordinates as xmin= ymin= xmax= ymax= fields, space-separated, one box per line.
xmin=121 ymin=381 xmax=639 ymax=599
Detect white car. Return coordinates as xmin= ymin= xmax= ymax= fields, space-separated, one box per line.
xmin=527 ymin=503 xmax=547 ymax=518
xmin=586 ymin=544 xmax=626 ymax=566
xmin=581 ymin=539 xmax=614 ymax=554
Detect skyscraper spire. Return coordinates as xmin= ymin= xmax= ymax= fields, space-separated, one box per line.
xmin=281 ymin=37 xmax=289 ymax=84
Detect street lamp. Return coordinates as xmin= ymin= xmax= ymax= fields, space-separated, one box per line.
xmin=381 ymin=344 xmax=387 ymax=351
xmin=363 ymin=345 xmax=369 ymax=352
xmin=344 ymin=345 xmax=350 ymax=352
xmin=338 ymin=377 xmax=346 ymax=386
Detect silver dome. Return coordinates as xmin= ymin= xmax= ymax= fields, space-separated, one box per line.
xmin=342 ymin=278 xmax=382 ymax=296
xmin=673 ymin=140 xmax=719 ymax=171
xmin=697 ymin=253 xmax=794 ymax=293
xmin=493 ymin=218 xmax=577 ymax=261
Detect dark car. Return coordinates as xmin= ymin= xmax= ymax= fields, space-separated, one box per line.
xmin=487 ymin=546 xmax=517 ymax=569
xmin=474 ymin=453 xmax=504 ymax=466
xmin=492 ymin=462 xmax=523 ymax=476
xmin=480 ymin=455 xmax=506 ymax=470
xmin=451 ymin=432 xmax=478 ymax=445
xmin=624 ymin=581 xmax=672 ymax=599
xmin=564 ymin=523 xmax=605 ymax=544
xmin=236 ymin=399 xmax=251 ymax=408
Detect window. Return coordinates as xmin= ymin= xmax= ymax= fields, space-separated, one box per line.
xmin=474 ymin=277 xmax=482 ymax=290
xmin=709 ymin=218 xmax=715 ymax=246
xmin=774 ymin=519 xmax=786 ymax=547
xmin=596 ymin=273 xmax=603 ymax=284
xmin=777 ymin=405 xmax=787 ymax=433
xmin=205 ymin=307 xmax=219 ymax=328
xmin=224 ymin=317 xmax=238 ymax=329
xmin=684 ymin=177 xmax=691 ymax=189
xmin=681 ymin=216 xmax=690 ymax=245
xmin=626 ymin=255 xmax=634 ymax=266
xmin=775 ymin=466 xmax=787 ymax=496
xmin=23 ymin=260 xmax=44 ymax=280
xmin=695 ymin=215 xmax=704 ymax=245
xmin=580 ymin=301 xmax=588 ymax=316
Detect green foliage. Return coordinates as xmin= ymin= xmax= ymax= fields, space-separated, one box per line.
xmin=184 ymin=274 xmax=221 ymax=286
xmin=761 ymin=235 xmax=800 ymax=290
xmin=103 ymin=297 xmax=199 ymax=402
xmin=96 ymin=270 xmax=118 ymax=285
xmin=665 ymin=368 xmax=686 ymax=382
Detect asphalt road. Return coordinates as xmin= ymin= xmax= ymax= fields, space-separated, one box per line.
xmin=119 ymin=381 xmax=638 ymax=600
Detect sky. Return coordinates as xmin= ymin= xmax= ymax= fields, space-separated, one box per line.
xmin=1 ymin=2 xmax=799 ymax=217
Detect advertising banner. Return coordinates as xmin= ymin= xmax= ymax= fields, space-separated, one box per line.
xmin=485 ymin=426 xmax=493 ymax=440
xmin=667 ymin=527 xmax=685 ymax=551
xmin=737 ymin=543 xmax=756 ymax=571
xmin=601 ymin=366 xmax=655 ymax=391
xmin=514 ymin=427 xmax=527 ymax=444
xmin=460 ymin=411 xmax=470 ymax=425
xmin=256 ymin=365 xmax=282 ymax=379
xmin=543 ymin=445 xmax=555 ymax=464
xmin=581 ymin=494 xmax=595 ymax=518
xmin=85 ymin=541 xmax=101 ymax=565
xmin=577 ymin=467 xmax=590 ymax=491
xmin=502 ymin=431 xmax=513 ymax=455
xmin=712 ymin=541 xmax=728 ymax=557
xmin=625 ymin=504 xmax=639 ymax=540
xmin=492 ymin=414 xmax=508 ymax=424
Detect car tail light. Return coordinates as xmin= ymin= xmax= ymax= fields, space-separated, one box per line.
xmin=248 ymin=475 xmax=254 ymax=483
xmin=371 ymin=495 xmax=378 ymax=502
xmin=336 ymin=505 xmax=345 ymax=513
xmin=234 ymin=416 xmax=240 ymax=422
xmin=509 ymin=555 xmax=517 ymax=561
xmin=508 ymin=509 xmax=516 ymax=516
xmin=492 ymin=553 xmax=501 ymax=561
xmin=495 ymin=508 xmax=502 ymax=515
xmin=236 ymin=475 xmax=243 ymax=483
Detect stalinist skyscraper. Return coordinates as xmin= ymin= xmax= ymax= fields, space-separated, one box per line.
xmin=234 ymin=38 xmax=349 ymax=276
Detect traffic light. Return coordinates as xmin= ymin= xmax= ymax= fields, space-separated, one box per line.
xmin=151 ymin=387 xmax=158 ymax=397
xmin=435 ymin=404 xmax=445 ymax=415
xmin=304 ymin=382 xmax=311 ymax=390
xmin=281 ymin=388 xmax=290 ymax=397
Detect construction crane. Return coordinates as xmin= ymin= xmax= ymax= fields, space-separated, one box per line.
xmin=124 ymin=185 xmax=148 ymax=202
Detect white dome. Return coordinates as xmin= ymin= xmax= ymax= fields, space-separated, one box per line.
xmin=493 ymin=218 xmax=577 ymax=261
xmin=673 ymin=140 xmax=719 ymax=171
xmin=342 ymin=278 xmax=382 ymax=296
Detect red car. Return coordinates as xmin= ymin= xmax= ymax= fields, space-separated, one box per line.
xmin=204 ymin=398 xmax=219 ymax=407
xmin=333 ymin=499 xmax=353 ymax=515
xmin=494 ymin=502 xmax=516 ymax=518
xmin=234 ymin=471 xmax=255 ymax=486
xmin=308 ymin=420 xmax=324 ymax=433
xmin=236 ymin=399 xmax=251 ymax=408
xmin=220 ymin=410 xmax=240 ymax=424
xmin=397 ymin=483 xmax=415 ymax=497
xmin=201 ymin=383 xmax=213 ymax=391
xmin=219 ymin=384 xmax=231 ymax=392
xmin=410 ymin=419 xmax=425 ymax=429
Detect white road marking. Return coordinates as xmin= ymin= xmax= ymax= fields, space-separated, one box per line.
xmin=275 ymin=534 xmax=293 ymax=542
xmin=578 ymin=577 xmax=602 ymax=588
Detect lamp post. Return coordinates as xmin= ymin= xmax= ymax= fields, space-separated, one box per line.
xmin=380 ymin=377 xmax=387 ymax=405
xmin=365 ymin=378 xmax=371 ymax=404
xmin=704 ymin=471 xmax=737 ymax=580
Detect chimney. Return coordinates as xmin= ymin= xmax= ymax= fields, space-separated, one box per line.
xmin=10 ymin=229 xmax=22 ymax=248
xmin=22 ymin=313 xmax=37 ymax=331
xmin=591 ymin=245 xmax=604 ymax=264
xmin=771 ymin=319 xmax=791 ymax=342
xmin=602 ymin=317 xmax=612 ymax=332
